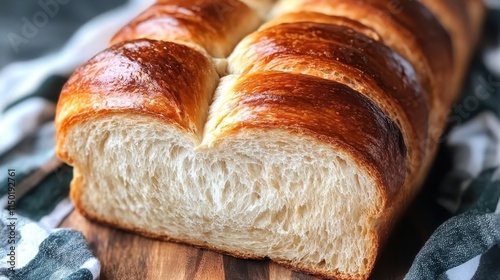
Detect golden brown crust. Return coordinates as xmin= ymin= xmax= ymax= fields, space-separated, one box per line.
xmin=239 ymin=0 xmax=276 ymax=18
xmin=56 ymin=39 xmax=219 ymax=162
xmin=110 ymin=0 xmax=261 ymax=57
xmin=261 ymin=11 xmax=382 ymax=41
xmin=419 ymin=0 xmax=471 ymax=41
xmin=273 ymin=0 xmax=454 ymax=117
xmin=466 ymin=0 xmax=487 ymax=43
xmin=417 ymin=0 xmax=473 ymax=96
xmin=209 ymin=72 xmax=407 ymax=197
xmin=230 ymin=21 xmax=427 ymax=173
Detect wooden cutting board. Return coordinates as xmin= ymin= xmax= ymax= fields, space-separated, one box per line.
xmin=60 ymin=206 xmax=431 ymax=280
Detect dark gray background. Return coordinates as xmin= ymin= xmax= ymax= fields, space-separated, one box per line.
xmin=0 ymin=0 xmax=126 ymax=69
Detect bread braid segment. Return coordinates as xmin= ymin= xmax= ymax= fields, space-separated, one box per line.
xmin=271 ymin=0 xmax=454 ymax=136
xmin=227 ymin=19 xmax=428 ymax=178
xmin=110 ymin=0 xmax=263 ymax=58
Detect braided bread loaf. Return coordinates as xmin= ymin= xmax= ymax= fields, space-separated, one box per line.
xmin=55 ymin=1 xmax=484 ymax=279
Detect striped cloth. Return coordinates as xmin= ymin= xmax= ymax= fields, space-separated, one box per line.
xmin=406 ymin=4 xmax=500 ymax=278
xmin=406 ymin=112 xmax=500 ymax=279
xmin=0 ymin=0 xmax=153 ymax=279
xmin=0 ymin=1 xmax=499 ymax=279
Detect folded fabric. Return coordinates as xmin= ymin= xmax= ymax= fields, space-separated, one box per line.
xmin=406 ymin=7 xmax=500 ymax=278
xmin=0 ymin=0 xmax=154 ymax=279
xmin=407 ymin=113 xmax=500 ymax=279
xmin=0 ymin=212 xmax=100 ymax=280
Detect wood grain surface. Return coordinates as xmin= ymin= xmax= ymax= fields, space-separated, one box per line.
xmin=60 ymin=201 xmax=438 ymax=280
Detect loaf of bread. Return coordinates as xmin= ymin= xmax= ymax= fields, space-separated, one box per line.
xmin=55 ymin=0 xmax=484 ymax=279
